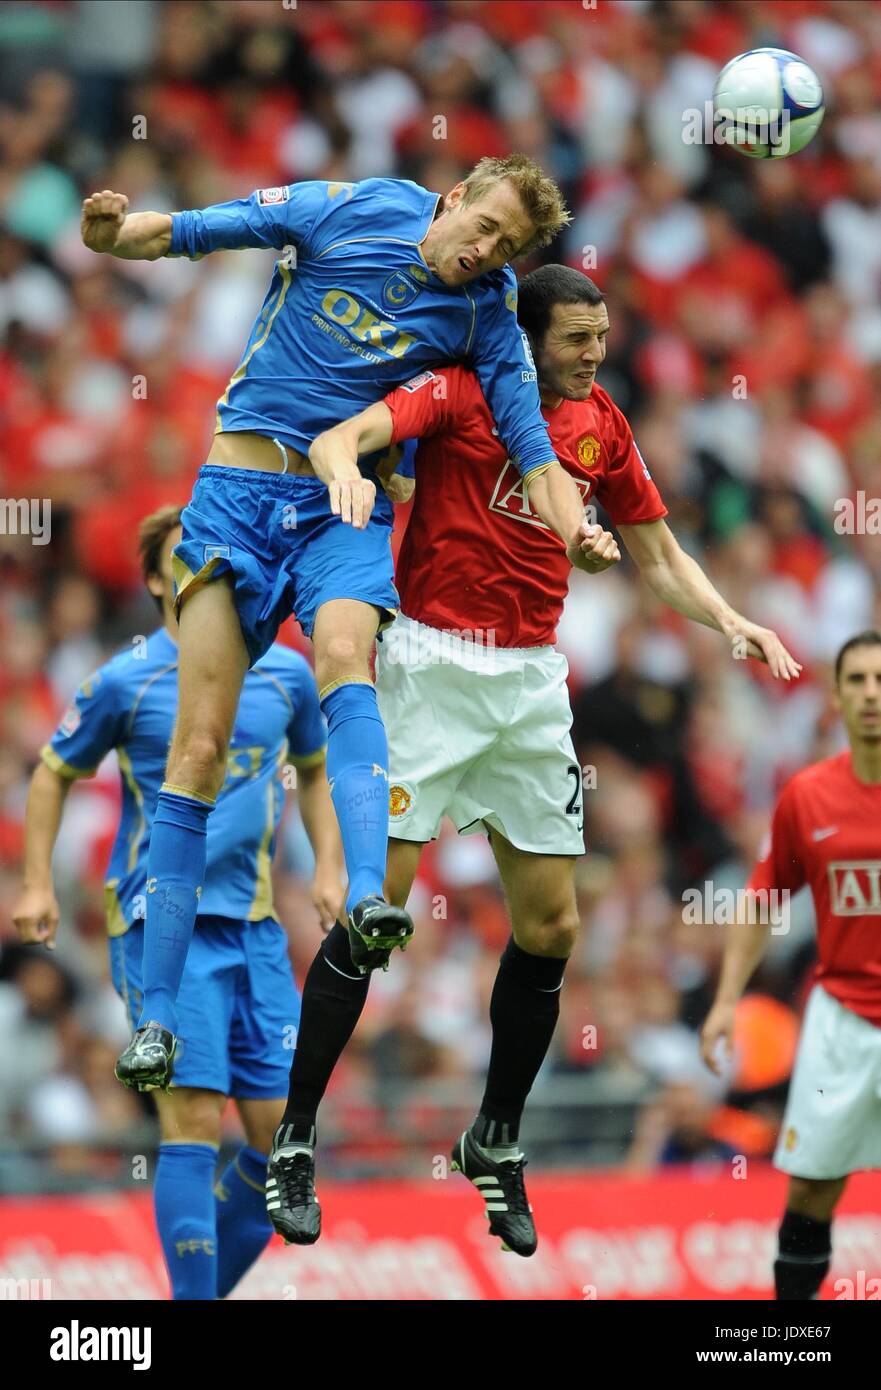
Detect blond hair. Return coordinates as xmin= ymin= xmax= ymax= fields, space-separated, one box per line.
xmin=461 ymin=154 xmax=571 ymax=253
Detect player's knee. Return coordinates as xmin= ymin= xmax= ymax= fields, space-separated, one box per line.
xmin=316 ymin=634 xmax=370 ymax=684
xmin=168 ymin=726 xmax=229 ymax=788
xmin=157 ymin=1090 xmax=223 ymax=1146
xmin=516 ymin=905 xmax=579 ymax=958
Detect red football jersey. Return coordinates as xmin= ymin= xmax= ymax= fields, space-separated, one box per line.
xmin=385 ymin=365 xmax=667 ymax=647
xmin=748 ymin=751 xmax=881 ymax=1028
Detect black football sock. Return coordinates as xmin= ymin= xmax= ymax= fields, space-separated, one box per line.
xmin=774 ymin=1209 xmax=832 ymax=1300
xmin=474 ymin=937 xmax=568 ymax=1152
xmin=279 ymin=920 xmax=369 ymax=1142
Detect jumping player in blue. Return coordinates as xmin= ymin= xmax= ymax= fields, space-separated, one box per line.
xmin=12 ymin=506 xmax=343 ymax=1300
xmin=80 ymin=157 xmax=596 ymax=1119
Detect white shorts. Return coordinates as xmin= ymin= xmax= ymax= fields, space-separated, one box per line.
xmin=375 ymin=614 xmax=584 ymax=856
xmin=774 ymin=984 xmax=881 ymax=1179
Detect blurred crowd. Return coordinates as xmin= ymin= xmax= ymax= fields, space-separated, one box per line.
xmin=1 ymin=0 xmax=881 ymax=1184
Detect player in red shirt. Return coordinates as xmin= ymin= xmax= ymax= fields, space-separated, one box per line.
xmin=270 ymin=265 xmax=800 ymax=1254
xmin=702 ymin=631 xmax=881 ymax=1300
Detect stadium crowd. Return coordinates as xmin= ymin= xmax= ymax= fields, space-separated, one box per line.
xmin=1 ymin=0 xmax=881 ymax=1184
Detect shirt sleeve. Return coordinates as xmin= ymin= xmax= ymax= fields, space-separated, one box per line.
xmin=40 ymin=665 xmax=122 ymax=780
xmin=169 ymin=181 xmax=331 ymax=260
xmin=285 ymin=667 xmax=328 ymax=768
xmin=593 ymin=404 xmax=668 ymax=526
xmin=470 ymin=280 xmax=556 ymax=483
xmin=385 ymin=367 xmax=463 ymax=442
xmin=747 ymin=782 xmax=807 ymax=896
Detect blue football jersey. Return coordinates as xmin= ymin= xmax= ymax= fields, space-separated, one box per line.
xmin=169 ymin=177 xmax=554 ymax=482
xmin=41 ymin=629 xmax=326 ymax=935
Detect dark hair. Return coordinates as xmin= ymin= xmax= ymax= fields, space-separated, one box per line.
xmin=138 ymin=504 xmax=183 ymax=614
xmin=516 ymin=264 xmax=605 ymax=345
xmin=835 ymin=630 xmax=881 ymax=684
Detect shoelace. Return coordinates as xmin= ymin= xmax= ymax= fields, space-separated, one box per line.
xmin=494 ymin=1158 xmax=531 ymax=1218
xmin=275 ymin=1152 xmax=315 ymax=1209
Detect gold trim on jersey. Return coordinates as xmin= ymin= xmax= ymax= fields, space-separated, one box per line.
xmin=247 ymin=766 xmax=279 ymax=923
xmin=118 ymin=747 xmax=148 ymax=873
xmin=215 ymin=261 xmax=293 ymax=432
xmin=104 ymin=879 xmax=129 ymax=939
xmin=521 ymin=461 xmax=554 ymax=486
xmin=40 ymin=743 xmax=96 ymax=781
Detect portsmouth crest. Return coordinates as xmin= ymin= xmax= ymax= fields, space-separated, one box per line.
xmin=382 ymin=271 xmax=422 ymax=311
xmin=577 ymin=434 xmax=601 ymax=469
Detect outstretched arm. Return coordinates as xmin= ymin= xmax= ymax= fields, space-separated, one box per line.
xmin=618 ymin=517 xmax=802 ymax=679
xmin=81 ymin=191 xmax=172 ymax=260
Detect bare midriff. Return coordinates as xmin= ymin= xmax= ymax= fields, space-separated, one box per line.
xmin=205 ymin=431 xmax=316 ymax=476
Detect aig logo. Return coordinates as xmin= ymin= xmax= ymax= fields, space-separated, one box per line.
xmin=828 ymin=862 xmax=881 ymax=915
xmin=488 ymin=460 xmax=593 ymax=530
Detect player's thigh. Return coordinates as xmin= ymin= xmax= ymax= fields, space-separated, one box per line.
xmin=312 ymin=598 xmax=382 ymax=690
xmin=774 ymin=985 xmax=881 ymax=1180
xmin=154 ymin=1086 xmax=226 ymax=1146
xmin=455 ymin=645 xmax=584 ymax=861
xmin=170 ymin=575 xmax=249 ymax=779
xmin=385 ymin=837 xmax=426 ymax=909
xmin=236 ymin=1096 xmax=285 ymax=1157
xmin=786 ymin=1175 xmax=848 ymax=1222
xmin=377 ymin=615 xmax=509 ymax=844
xmin=488 ymin=827 xmax=579 ymax=958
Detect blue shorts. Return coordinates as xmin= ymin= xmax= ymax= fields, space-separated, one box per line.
xmin=110 ymin=916 xmax=300 ymax=1098
xmin=173 ymin=463 xmax=399 ymax=663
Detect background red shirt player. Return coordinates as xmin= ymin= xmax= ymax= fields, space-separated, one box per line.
xmin=703 ymin=630 xmax=881 ymax=1300
xmin=297 ymin=265 xmax=801 ymax=1258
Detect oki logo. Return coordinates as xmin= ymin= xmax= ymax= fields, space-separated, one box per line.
xmin=828 ymin=862 xmax=881 ymax=915
xmin=488 ymin=460 xmax=592 ymax=530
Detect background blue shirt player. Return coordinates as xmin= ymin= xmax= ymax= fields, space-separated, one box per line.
xmin=12 ymin=506 xmax=344 ymax=1300
xmin=79 ymin=155 xmax=594 ymax=1096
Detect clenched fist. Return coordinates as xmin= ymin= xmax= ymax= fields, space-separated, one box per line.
xmin=567 ymin=522 xmax=621 ymax=576
xmin=81 ymin=189 xmax=129 ymax=253
xmin=12 ymin=883 xmax=60 ymax=950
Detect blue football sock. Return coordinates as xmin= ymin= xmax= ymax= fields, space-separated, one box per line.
xmin=138 ymin=785 xmax=213 ymax=1035
xmin=321 ymin=681 xmax=389 ymax=914
xmin=154 ymin=1142 xmax=218 ymax=1301
xmin=214 ymin=1145 xmax=273 ymax=1299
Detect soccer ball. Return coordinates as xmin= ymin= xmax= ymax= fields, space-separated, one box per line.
xmin=713 ymin=48 xmax=824 ymax=159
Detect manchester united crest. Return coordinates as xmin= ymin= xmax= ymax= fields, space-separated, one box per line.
xmin=577 ymin=434 xmax=601 ymax=469
xmin=389 ymin=783 xmax=413 ymax=817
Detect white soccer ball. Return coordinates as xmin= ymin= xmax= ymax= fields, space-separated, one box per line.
xmin=713 ymin=48 xmax=825 ymax=159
